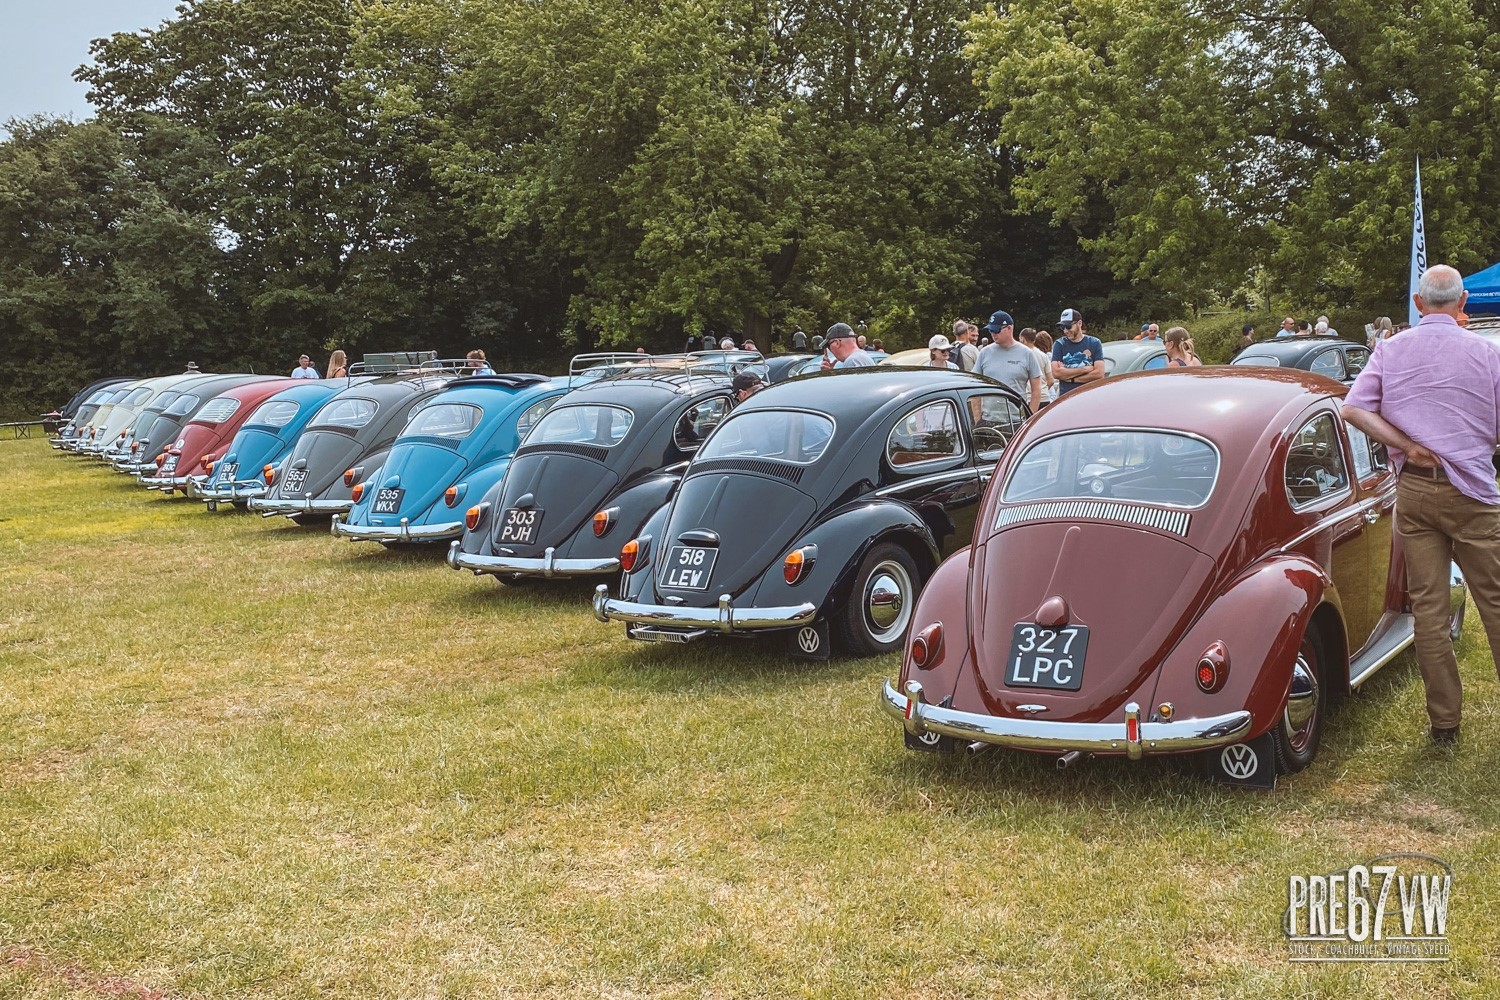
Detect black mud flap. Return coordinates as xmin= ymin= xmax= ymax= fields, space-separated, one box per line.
xmin=1202 ymin=734 xmax=1277 ymax=790
xmin=788 ymin=621 xmax=831 ymax=660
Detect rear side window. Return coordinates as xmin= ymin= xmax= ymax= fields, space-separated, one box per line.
xmin=249 ymin=400 xmax=300 ymax=428
xmin=515 ymin=398 xmax=556 ymax=438
xmin=311 ymin=397 xmax=379 ymax=430
xmin=164 ymin=393 xmax=201 ymax=416
xmin=1309 ymin=350 xmax=1346 ymax=380
xmin=968 ymin=394 xmax=1026 ymax=461
xmin=1285 ymin=413 xmax=1350 ymax=508
xmin=673 ymin=397 xmax=732 ymax=451
xmin=404 ymin=402 xmax=482 ymax=440
xmin=530 ymin=404 xmax=634 ymax=447
xmin=1345 ymin=347 xmax=1370 ymax=376
xmin=191 ymin=397 xmax=242 ymax=424
xmin=888 ymin=400 xmax=964 ymax=468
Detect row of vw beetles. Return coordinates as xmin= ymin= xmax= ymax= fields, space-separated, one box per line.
xmin=49 ymin=346 xmax=1466 ymax=788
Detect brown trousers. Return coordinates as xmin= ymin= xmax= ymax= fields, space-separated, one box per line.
xmin=1396 ymin=474 xmax=1500 ymax=728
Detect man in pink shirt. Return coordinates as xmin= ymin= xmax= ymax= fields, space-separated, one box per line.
xmin=1343 ymin=264 xmax=1500 ymax=744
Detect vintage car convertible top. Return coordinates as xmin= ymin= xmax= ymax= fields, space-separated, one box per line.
xmin=594 ymin=366 xmax=1030 ymax=657
xmin=882 ymin=368 xmax=1466 ymax=786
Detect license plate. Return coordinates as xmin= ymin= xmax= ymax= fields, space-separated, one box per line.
xmin=497 ymin=507 xmax=543 ymax=544
xmin=373 ymin=487 xmax=404 ymax=514
xmin=1006 ymin=623 xmax=1089 ymax=690
xmin=161 ymin=456 xmax=179 ymax=475
xmin=283 ymin=469 xmax=307 ymax=493
xmin=216 ymin=462 xmax=238 ymax=484
xmin=661 ymin=545 xmax=717 ymax=590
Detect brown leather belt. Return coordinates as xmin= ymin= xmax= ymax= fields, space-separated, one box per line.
xmin=1401 ymin=463 xmax=1449 ymax=481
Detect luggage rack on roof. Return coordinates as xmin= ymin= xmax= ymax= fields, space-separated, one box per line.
xmin=568 ymin=350 xmax=765 ymax=385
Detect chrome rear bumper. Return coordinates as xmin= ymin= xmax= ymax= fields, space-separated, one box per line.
xmin=448 ymin=542 xmax=619 ymax=578
xmin=593 ymin=585 xmax=817 ymax=635
xmin=247 ymin=497 xmax=354 ymax=518
xmin=331 ymin=514 xmax=463 ymax=543
xmin=881 ymin=679 xmax=1254 ymax=759
xmin=189 ymin=478 xmax=269 ymax=503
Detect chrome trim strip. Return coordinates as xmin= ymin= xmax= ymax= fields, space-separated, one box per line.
xmin=246 ymin=497 xmax=356 ymax=517
xmin=1278 ymin=490 xmax=1393 ymax=554
xmin=330 ymin=515 xmax=463 ymax=543
xmin=882 ymin=679 xmax=1254 ymax=754
xmin=448 ymin=542 xmax=619 ymax=578
xmin=594 ymin=584 xmax=817 ymax=634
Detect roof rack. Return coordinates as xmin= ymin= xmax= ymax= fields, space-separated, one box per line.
xmin=568 ymin=350 xmax=765 ymax=386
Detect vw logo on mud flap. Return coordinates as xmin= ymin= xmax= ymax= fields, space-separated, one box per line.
xmin=1220 ymin=743 xmax=1260 ymax=780
xmin=796 ymin=626 xmax=822 ymax=655
xmin=915 ymin=728 xmax=944 ymax=747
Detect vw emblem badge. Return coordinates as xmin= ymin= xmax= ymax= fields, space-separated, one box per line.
xmin=1220 ymin=743 xmax=1259 ymax=780
xmin=916 ymin=729 xmax=943 ymax=746
xmin=796 ymin=626 xmax=821 ymax=655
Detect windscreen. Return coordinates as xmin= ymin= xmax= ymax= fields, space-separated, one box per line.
xmin=528 ymin=404 xmax=634 ymax=448
xmin=309 ymin=397 xmax=379 ymax=430
xmin=403 ymin=402 xmax=482 ymax=440
xmin=1002 ymin=430 xmax=1219 ymax=510
xmin=697 ymin=410 xmax=835 ymax=465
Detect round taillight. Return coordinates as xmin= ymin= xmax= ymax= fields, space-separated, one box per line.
xmin=351 ymin=483 xmax=366 ymax=503
xmin=465 ymin=505 xmax=483 ymax=531
xmin=593 ymin=509 xmax=613 ymax=537
xmin=203 ymin=461 xmax=215 ymax=476
xmin=1196 ymin=641 xmax=1229 ymax=693
xmin=263 ymin=464 xmax=276 ymax=486
xmin=783 ymin=549 xmax=806 ymax=585
xmin=343 ymin=467 xmax=359 ymax=487
xmin=621 ymin=539 xmax=641 ymax=573
xmin=910 ymin=623 xmax=943 ymax=669
xmin=155 ymin=453 xmax=167 ymax=467
xmin=444 ymin=486 xmax=459 ymax=508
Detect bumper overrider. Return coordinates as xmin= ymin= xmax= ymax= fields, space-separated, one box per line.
xmin=448 ymin=541 xmax=619 ymax=578
xmin=593 ymin=584 xmax=818 ymax=639
xmin=247 ymin=496 xmax=355 ymax=518
xmin=881 ymin=679 xmax=1254 ymax=759
xmin=187 ymin=478 xmax=269 ymax=503
xmin=136 ymin=473 xmax=192 ymax=491
xmin=331 ymin=514 xmax=463 ymax=543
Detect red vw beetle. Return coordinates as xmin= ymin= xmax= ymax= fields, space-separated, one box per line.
xmin=137 ymin=377 xmax=292 ymax=495
xmin=881 ymin=368 xmax=1466 ymax=787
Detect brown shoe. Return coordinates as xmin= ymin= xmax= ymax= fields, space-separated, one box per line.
xmin=1430 ymin=724 xmax=1460 ymax=745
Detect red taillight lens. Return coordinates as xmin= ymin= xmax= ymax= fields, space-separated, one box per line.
xmin=343 ymin=466 xmax=360 ymax=487
xmin=783 ymin=545 xmax=816 ymax=585
xmin=1125 ymin=715 xmax=1140 ymax=743
xmin=117 ymin=431 xmax=127 ymax=440
xmin=131 ymin=442 xmax=141 ymax=453
xmin=910 ymin=623 xmax=943 ymax=669
xmin=351 ymin=483 xmax=366 ymax=503
xmin=155 ymin=452 xmax=167 ymax=467
xmin=593 ymin=509 xmax=616 ymax=537
xmin=444 ymin=486 xmax=459 ymax=508
xmin=1195 ymin=641 xmax=1229 ymax=693
xmin=621 ymin=539 xmax=640 ymax=572
xmin=200 ymin=456 xmax=214 ymax=472
xmin=465 ymin=505 xmax=484 ymax=531
xmin=263 ymin=464 xmax=276 ymax=486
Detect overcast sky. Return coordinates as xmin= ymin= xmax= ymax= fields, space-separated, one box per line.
xmin=1 ymin=1 xmax=184 ymax=128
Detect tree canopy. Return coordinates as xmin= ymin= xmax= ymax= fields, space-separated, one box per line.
xmin=1 ymin=0 xmax=1495 ymax=416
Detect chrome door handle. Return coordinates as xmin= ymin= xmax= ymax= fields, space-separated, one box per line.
xmin=1363 ymin=509 xmax=1381 ymax=524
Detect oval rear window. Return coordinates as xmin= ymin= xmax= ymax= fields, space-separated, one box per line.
xmin=1002 ymin=430 xmax=1219 ymax=510
xmin=310 ymin=397 xmax=379 ymax=430
xmin=164 ymin=393 xmax=201 ymax=416
xmin=192 ymin=397 xmax=242 ymax=424
xmin=250 ymin=399 xmax=300 ymax=428
xmin=1231 ymin=354 xmax=1282 ymax=367
xmin=404 ymin=402 xmax=482 ymax=440
xmin=529 ymin=404 xmax=634 ymax=448
xmin=698 ymin=410 xmax=834 ymax=465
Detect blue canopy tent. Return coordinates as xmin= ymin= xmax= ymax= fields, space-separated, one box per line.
xmin=1464 ymin=261 xmax=1500 ymax=314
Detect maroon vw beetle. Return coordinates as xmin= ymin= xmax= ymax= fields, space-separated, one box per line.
xmin=881 ymin=368 xmax=1467 ymax=787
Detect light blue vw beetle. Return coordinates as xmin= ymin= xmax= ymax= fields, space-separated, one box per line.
xmin=188 ymin=377 xmax=374 ymax=510
xmin=330 ymin=374 xmax=565 ymax=544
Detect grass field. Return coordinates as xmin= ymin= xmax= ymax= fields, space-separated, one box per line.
xmin=2 ymin=437 xmax=1498 ymax=999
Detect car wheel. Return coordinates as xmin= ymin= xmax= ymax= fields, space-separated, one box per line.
xmin=834 ymin=543 xmax=920 ymax=657
xmin=1271 ymin=632 xmax=1326 ymax=774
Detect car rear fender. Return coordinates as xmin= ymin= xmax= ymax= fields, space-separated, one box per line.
xmin=1145 ymin=553 xmax=1340 ymax=739
xmin=558 ymin=471 xmax=682 ymax=561
xmin=616 ymin=500 xmax=674 ymax=601
xmin=445 ymin=455 xmax=512 ymax=518
xmin=895 ymin=546 xmax=975 ymax=703
xmin=745 ymin=500 xmax=940 ymax=618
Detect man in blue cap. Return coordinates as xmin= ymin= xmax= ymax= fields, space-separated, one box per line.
xmin=974 ymin=309 xmax=1042 ymax=411
xmin=1051 ymin=308 xmax=1105 ymax=395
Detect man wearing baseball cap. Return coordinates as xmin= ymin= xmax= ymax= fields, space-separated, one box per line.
xmin=819 ymin=322 xmax=874 ymax=369
xmin=1051 ymin=308 xmax=1105 ymax=396
xmin=974 ymin=309 xmax=1042 ymax=411
xmin=731 ymin=370 xmax=764 ymax=401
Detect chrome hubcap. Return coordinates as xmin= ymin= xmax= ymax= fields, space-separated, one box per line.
xmin=865 ymin=560 xmax=913 ymax=643
xmin=1283 ymin=651 xmax=1319 ymax=753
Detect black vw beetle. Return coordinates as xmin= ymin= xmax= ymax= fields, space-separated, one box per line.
xmin=593 ymin=367 xmax=1030 ymax=657
xmin=248 ymin=369 xmax=459 ymax=520
xmin=449 ymin=369 xmax=737 ymax=582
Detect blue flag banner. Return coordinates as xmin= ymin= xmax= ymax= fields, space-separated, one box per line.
xmin=1409 ymin=156 xmax=1426 ymax=327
